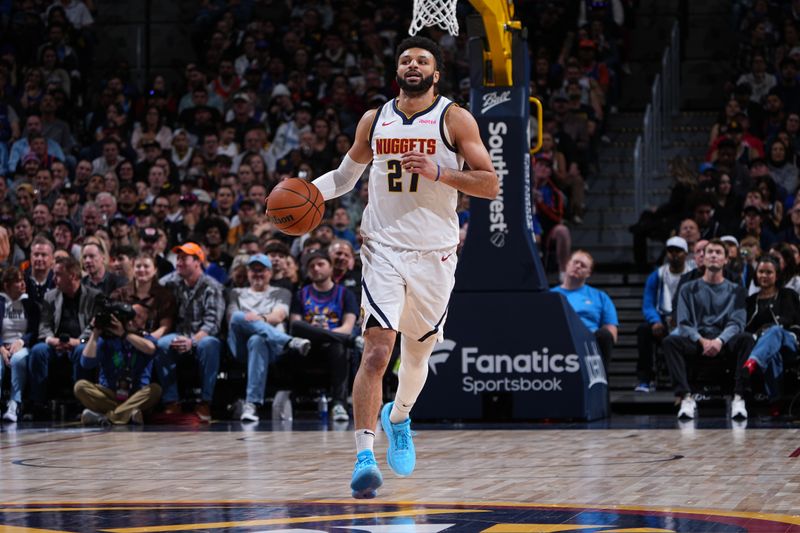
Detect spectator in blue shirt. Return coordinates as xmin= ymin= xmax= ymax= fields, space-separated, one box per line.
xmin=551 ymin=250 xmax=619 ymax=368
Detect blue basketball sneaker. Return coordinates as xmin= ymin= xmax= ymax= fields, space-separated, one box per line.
xmin=350 ymin=450 xmax=383 ymax=499
xmin=380 ymin=402 xmax=416 ymax=476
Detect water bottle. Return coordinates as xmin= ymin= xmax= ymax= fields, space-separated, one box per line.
xmin=317 ymin=393 xmax=329 ymax=423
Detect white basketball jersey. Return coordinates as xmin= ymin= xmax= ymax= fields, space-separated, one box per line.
xmin=362 ymin=95 xmax=464 ymax=251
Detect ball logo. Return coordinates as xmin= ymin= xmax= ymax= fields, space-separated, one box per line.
xmin=481 ymin=90 xmax=512 ymax=114
xmin=269 ymin=213 xmax=295 ymax=225
xmin=490 ymin=232 xmax=505 ymax=248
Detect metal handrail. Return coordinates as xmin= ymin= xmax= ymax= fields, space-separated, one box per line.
xmin=633 ymin=21 xmax=681 ymax=214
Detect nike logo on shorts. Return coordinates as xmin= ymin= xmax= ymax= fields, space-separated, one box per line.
xmin=382 ymin=120 xmax=396 ymax=126
xmin=441 ymin=253 xmax=454 ymax=262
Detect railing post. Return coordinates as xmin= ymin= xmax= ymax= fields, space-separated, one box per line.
xmin=634 ymin=135 xmax=643 ymax=214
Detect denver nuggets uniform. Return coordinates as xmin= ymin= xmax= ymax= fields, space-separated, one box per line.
xmin=360 ymin=95 xmax=463 ymax=341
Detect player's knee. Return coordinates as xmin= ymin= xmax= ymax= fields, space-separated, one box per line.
xmin=361 ymin=344 xmax=393 ymax=374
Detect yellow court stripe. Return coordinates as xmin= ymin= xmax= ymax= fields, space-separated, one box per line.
xmin=309 ymin=500 xmax=800 ymax=526
xmin=0 ymin=527 xmax=72 ymax=533
xmin=100 ymin=508 xmax=486 ymax=533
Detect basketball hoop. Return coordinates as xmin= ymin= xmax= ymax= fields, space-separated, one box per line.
xmin=409 ymin=0 xmax=459 ymax=36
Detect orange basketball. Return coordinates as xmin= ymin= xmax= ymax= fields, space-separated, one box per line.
xmin=265 ymin=178 xmax=324 ymax=236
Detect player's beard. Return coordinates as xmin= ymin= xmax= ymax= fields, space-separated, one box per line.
xmin=396 ymin=72 xmax=435 ymax=96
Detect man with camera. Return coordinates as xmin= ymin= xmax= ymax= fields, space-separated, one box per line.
xmin=74 ymin=302 xmax=161 ymax=425
xmin=29 ymin=256 xmax=102 ymax=412
xmin=157 ymin=242 xmax=224 ymax=422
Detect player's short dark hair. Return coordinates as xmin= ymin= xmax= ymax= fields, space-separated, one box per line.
xmin=396 ymin=36 xmax=444 ymax=72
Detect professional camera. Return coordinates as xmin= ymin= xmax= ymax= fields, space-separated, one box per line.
xmin=94 ymin=295 xmax=136 ymax=330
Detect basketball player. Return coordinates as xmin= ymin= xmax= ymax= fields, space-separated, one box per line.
xmin=310 ymin=36 xmax=498 ymax=498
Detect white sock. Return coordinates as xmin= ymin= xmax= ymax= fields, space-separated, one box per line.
xmin=390 ymin=336 xmax=436 ymax=424
xmin=355 ymin=429 xmax=375 ymax=453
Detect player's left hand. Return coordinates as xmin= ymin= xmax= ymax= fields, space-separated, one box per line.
xmin=401 ymin=151 xmax=438 ymax=181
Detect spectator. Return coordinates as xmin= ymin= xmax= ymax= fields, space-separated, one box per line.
xmin=635 ymin=237 xmax=693 ymax=393
xmin=551 ymin=250 xmax=619 ymax=368
xmin=52 ymin=219 xmax=80 ymax=260
xmin=0 ymin=267 xmax=41 ymax=422
xmin=226 ymin=254 xmax=311 ymax=422
xmin=662 ymin=239 xmax=754 ymax=419
xmin=289 ymin=249 xmax=358 ymax=422
xmin=331 ymin=207 xmax=357 ymax=247
xmin=329 ymin=239 xmax=361 ymax=302
xmin=265 ymin=241 xmax=296 ymax=292
xmin=767 ymin=139 xmax=799 ymax=195
xmin=80 ymin=241 xmax=128 ymax=294
xmin=737 ymin=204 xmax=778 ymax=250
xmin=28 ymin=255 xmax=102 ymax=411
xmin=91 ymin=138 xmax=125 ymax=175
xmin=74 ymin=302 xmax=161 ymax=426
xmin=157 ymin=242 xmax=224 ymax=422
xmin=8 ymin=114 xmax=66 ymax=172
xmin=742 ymin=255 xmax=800 ymax=405
xmin=533 ymin=157 xmax=571 ymax=279
xmin=108 ymin=245 xmax=136 ymax=282
xmin=137 ymin=227 xmax=173 ymax=278
xmin=111 ymin=252 xmax=175 ymax=340
xmin=25 ymin=235 xmax=56 ymax=303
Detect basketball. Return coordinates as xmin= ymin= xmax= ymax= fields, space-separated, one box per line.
xmin=265 ymin=178 xmax=324 ymax=236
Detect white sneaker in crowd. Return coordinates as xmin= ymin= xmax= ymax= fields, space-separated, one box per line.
xmin=240 ymin=401 xmax=260 ymax=422
xmin=288 ymin=337 xmax=311 ymax=356
xmin=731 ymin=395 xmax=748 ymax=419
xmin=332 ymin=403 xmax=350 ymax=422
xmin=3 ymin=400 xmax=18 ymax=422
xmin=677 ymin=395 xmax=697 ymax=419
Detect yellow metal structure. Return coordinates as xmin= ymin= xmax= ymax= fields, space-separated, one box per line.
xmin=467 ymin=0 xmax=520 ymax=86
xmin=529 ymin=97 xmax=543 ymax=154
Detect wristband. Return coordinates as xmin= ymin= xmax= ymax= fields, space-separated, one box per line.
xmin=435 ymin=164 xmax=441 ymax=182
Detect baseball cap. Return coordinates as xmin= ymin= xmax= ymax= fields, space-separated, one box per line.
xmin=699 ymin=162 xmax=716 ymax=174
xmin=54 ymin=218 xmax=76 ymax=235
xmin=172 ymin=242 xmax=206 ymax=263
xmin=247 ymin=254 xmax=272 ymax=269
xmin=232 ymin=92 xmax=251 ymax=103
xmin=109 ymin=213 xmax=130 ymax=226
xmin=179 ymin=192 xmax=198 ymax=205
xmin=303 ymin=249 xmax=331 ymax=269
xmin=142 ymin=139 xmax=161 ymax=150
xmin=192 ymin=188 xmax=212 ymax=204
xmin=665 ymin=236 xmax=688 ymax=253
xmin=720 ymin=235 xmax=739 ymax=247
xmin=271 ymin=83 xmax=290 ymax=98
xmin=139 ymin=226 xmax=159 ymax=242
xmin=22 ymin=152 xmax=39 ymax=164
xmin=135 ymin=203 xmax=152 ymax=216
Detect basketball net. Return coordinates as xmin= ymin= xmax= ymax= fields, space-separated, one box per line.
xmin=409 ymin=0 xmax=459 ymax=36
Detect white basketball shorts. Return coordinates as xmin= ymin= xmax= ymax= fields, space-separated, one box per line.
xmin=360 ymin=238 xmax=457 ymax=342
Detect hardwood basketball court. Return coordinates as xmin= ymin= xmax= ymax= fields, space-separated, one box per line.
xmin=1 ymin=417 xmax=798 ymax=531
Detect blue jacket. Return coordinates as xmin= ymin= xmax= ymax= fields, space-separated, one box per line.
xmin=0 ymin=294 xmax=41 ymax=348
xmin=642 ymin=264 xmax=694 ymax=325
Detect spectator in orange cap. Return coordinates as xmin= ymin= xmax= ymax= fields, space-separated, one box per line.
xmin=156 ymin=242 xmax=225 ymax=422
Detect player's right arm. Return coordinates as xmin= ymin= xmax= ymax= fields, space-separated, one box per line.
xmin=311 ymin=109 xmax=376 ymax=201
